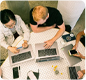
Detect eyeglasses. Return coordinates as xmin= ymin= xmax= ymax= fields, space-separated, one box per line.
xmin=4 ymin=21 xmax=16 ymax=28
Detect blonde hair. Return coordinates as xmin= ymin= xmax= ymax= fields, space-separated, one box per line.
xmin=32 ymin=6 xmax=48 ymax=22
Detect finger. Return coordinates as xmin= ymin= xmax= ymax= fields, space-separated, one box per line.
xmin=44 ymin=41 xmax=47 ymax=43
xmin=48 ymin=46 xmax=51 ymax=49
xmin=44 ymin=43 xmax=47 ymax=47
xmin=45 ymin=45 xmax=50 ymax=49
xmin=73 ymin=54 xmax=79 ymax=57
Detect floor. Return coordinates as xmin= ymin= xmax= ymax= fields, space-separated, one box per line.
xmin=0 ymin=1 xmax=85 ymax=63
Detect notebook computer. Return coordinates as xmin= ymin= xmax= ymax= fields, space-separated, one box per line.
xmin=68 ymin=66 xmax=81 ymax=79
xmin=8 ymin=44 xmax=34 ymax=66
xmin=35 ymin=42 xmax=60 ymax=62
xmin=61 ymin=44 xmax=82 ymax=66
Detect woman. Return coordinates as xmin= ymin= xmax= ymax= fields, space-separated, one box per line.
xmin=0 ymin=9 xmax=30 ymax=54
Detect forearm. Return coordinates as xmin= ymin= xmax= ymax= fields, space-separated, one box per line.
xmin=0 ymin=40 xmax=10 ymax=49
xmin=75 ymin=34 xmax=82 ymax=46
xmin=52 ymin=28 xmax=65 ymax=42
xmin=75 ymin=31 xmax=85 ymax=46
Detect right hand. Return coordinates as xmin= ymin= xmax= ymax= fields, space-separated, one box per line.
xmin=73 ymin=51 xmax=84 ymax=59
xmin=8 ymin=46 xmax=20 ymax=54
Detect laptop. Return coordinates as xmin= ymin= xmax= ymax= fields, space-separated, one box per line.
xmin=35 ymin=42 xmax=60 ymax=62
xmin=68 ymin=66 xmax=81 ymax=79
xmin=61 ymin=44 xmax=82 ymax=66
xmin=8 ymin=44 xmax=34 ymax=66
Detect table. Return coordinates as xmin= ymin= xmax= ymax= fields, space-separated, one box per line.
xmin=1 ymin=28 xmax=85 ymax=80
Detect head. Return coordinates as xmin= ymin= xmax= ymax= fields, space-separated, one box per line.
xmin=32 ymin=6 xmax=49 ymax=24
xmin=0 ymin=9 xmax=16 ymax=28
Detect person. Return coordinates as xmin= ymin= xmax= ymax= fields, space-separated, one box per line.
xmin=0 ymin=67 xmax=3 ymax=80
xmin=0 ymin=9 xmax=30 ymax=54
xmin=72 ymin=30 xmax=85 ymax=79
xmin=30 ymin=6 xmax=65 ymax=49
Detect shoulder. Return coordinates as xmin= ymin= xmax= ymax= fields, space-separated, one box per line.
xmin=15 ymin=15 xmax=21 ymax=19
xmin=47 ymin=7 xmax=60 ymax=13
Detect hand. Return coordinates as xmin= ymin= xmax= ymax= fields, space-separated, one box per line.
xmin=77 ymin=70 xmax=84 ymax=79
xmin=44 ymin=39 xmax=54 ymax=49
xmin=73 ymin=51 xmax=85 ymax=59
xmin=22 ymin=40 xmax=28 ymax=48
xmin=72 ymin=44 xmax=78 ymax=50
xmin=8 ymin=46 xmax=20 ymax=54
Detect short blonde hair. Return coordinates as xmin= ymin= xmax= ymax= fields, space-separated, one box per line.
xmin=32 ymin=6 xmax=48 ymax=22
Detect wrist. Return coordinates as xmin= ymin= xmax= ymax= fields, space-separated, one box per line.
xmin=51 ymin=38 xmax=56 ymax=43
xmin=81 ymin=70 xmax=85 ymax=74
xmin=24 ymin=40 xmax=27 ymax=43
xmin=7 ymin=46 xmax=12 ymax=50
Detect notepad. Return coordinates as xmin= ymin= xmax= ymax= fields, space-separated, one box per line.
xmin=62 ymin=34 xmax=76 ymax=42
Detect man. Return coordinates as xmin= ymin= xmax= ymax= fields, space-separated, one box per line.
xmin=73 ymin=30 xmax=85 ymax=79
xmin=0 ymin=9 xmax=30 ymax=54
xmin=30 ymin=6 xmax=65 ymax=49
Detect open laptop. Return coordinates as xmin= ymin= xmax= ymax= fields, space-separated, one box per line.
xmin=61 ymin=44 xmax=82 ymax=66
xmin=35 ymin=42 xmax=60 ymax=62
xmin=8 ymin=44 xmax=34 ymax=66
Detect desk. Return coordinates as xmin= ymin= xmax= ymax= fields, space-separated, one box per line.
xmin=1 ymin=28 xmax=85 ymax=80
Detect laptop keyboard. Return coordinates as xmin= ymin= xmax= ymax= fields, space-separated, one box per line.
xmin=69 ymin=67 xmax=78 ymax=79
xmin=38 ymin=48 xmax=57 ymax=57
xmin=11 ymin=51 xmax=32 ymax=63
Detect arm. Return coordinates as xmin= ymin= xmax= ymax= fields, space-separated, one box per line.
xmin=51 ymin=22 xmax=65 ymax=42
xmin=73 ymin=31 xmax=85 ymax=49
xmin=19 ymin=15 xmax=30 ymax=41
xmin=44 ymin=22 xmax=65 ymax=49
xmin=18 ymin=15 xmax=30 ymax=48
xmin=73 ymin=51 xmax=85 ymax=59
xmin=30 ymin=23 xmax=56 ymax=33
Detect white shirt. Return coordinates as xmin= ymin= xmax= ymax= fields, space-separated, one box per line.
xmin=0 ymin=15 xmax=30 ymax=49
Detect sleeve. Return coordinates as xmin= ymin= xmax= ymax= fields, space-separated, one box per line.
xmin=0 ymin=28 xmax=10 ymax=49
xmin=55 ymin=10 xmax=63 ymax=26
xmin=0 ymin=77 xmax=3 ymax=80
xmin=30 ymin=9 xmax=37 ymax=25
xmin=18 ymin=15 xmax=30 ymax=41
xmin=84 ymin=28 xmax=86 ymax=35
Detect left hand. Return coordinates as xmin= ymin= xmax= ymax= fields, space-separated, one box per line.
xmin=77 ymin=70 xmax=84 ymax=79
xmin=44 ymin=39 xmax=54 ymax=49
xmin=22 ymin=40 xmax=28 ymax=48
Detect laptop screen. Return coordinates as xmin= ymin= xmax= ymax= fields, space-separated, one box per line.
xmin=11 ymin=51 xmax=32 ymax=63
xmin=38 ymin=48 xmax=57 ymax=57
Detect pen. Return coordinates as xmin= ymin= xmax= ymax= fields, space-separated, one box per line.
xmin=17 ymin=46 xmax=22 ymax=49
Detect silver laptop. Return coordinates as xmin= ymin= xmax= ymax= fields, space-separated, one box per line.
xmin=61 ymin=44 xmax=82 ymax=66
xmin=8 ymin=44 xmax=34 ymax=66
xmin=35 ymin=42 xmax=60 ymax=62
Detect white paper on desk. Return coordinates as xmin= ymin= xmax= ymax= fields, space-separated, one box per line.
xmin=27 ymin=71 xmax=37 ymax=80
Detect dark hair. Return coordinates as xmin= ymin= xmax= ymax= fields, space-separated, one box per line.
xmin=0 ymin=9 xmax=16 ymax=24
